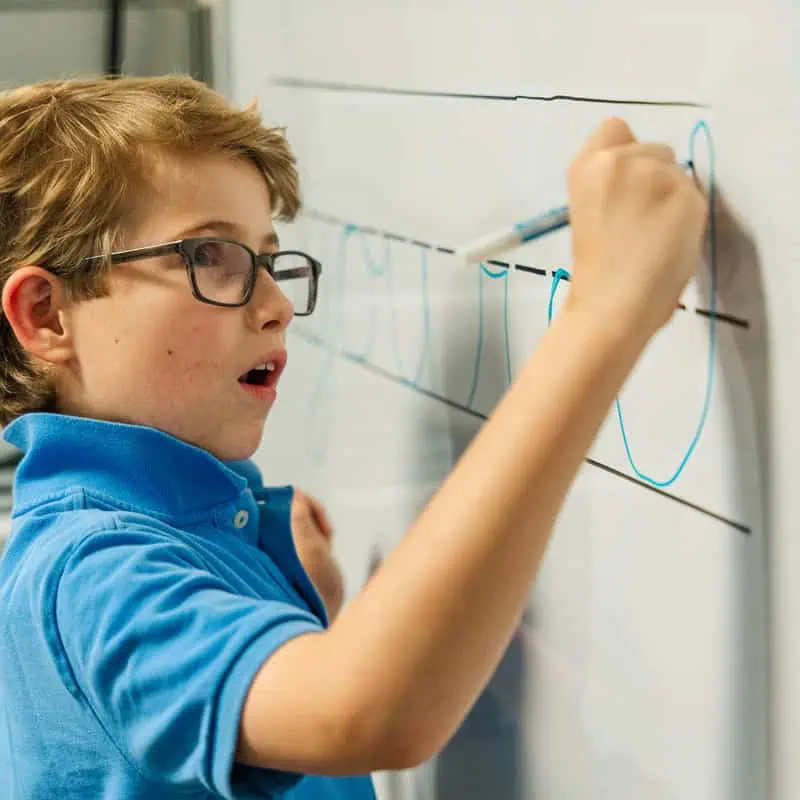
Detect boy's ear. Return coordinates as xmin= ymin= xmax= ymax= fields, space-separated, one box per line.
xmin=1 ymin=266 xmax=76 ymax=364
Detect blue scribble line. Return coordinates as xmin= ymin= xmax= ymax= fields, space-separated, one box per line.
xmin=466 ymin=264 xmax=508 ymax=408
xmin=503 ymin=273 xmax=513 ymax=387
xmin=334 ymin=224 xmax=434 ymax=387
xmin=547 ymin=120 xmax=718 ymax=488
xmin=622 ymin=120 xmax=718 ymax=487
xmin=299 ymin=120 xmax=724 ymax=489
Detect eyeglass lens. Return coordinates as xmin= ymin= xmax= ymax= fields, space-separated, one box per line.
xmin=191 ymin=240 xmax=315 ymax=312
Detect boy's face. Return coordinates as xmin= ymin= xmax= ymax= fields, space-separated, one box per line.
xmin=57 ymin=151 xmax=294 ymax=461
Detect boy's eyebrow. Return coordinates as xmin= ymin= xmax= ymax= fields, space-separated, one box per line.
xmin=176 ymin=219 xmax=280 ymax=249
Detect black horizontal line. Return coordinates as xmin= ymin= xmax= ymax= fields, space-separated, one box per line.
xmin=303 ymin=210 xmax=752 ymax=330
xmin=342 ymin=348 xmax=482 ymax=418
xmin=293 ymin=327 xmax=750 ymax=535
xmin=695 ymin=308 xmax=750 ymax=329
xmin=518 ymin=94 xmax=707 ymax=108
xmin=583 ymin=457 xmax=750 ymax=534
xmin=516 ymin=264 xmax=547 ymax=276
xmin=274 ymin=76 xmax=708 ymax=109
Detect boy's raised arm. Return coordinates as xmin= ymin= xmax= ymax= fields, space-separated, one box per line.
xmin=236 ymin=118 xmax=708 ymax=775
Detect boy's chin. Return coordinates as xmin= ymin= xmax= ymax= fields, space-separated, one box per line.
xmin=201 ymin=424 xmax=265 ymax=463
xmin=213 ymin=437 xmax=261 ymax=463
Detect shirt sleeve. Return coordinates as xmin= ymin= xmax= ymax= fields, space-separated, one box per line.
xmin=54 ymin=526 xmax=324 ymax=797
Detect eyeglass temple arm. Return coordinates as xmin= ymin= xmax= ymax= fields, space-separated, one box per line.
xmin=82 ymin=241 xmax=182 ymax=267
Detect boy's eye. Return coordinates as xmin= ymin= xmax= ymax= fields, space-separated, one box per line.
xmin=194 ymin=241 xmax=225 ymax=267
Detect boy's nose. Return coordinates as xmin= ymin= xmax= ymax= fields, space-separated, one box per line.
xmin=250 ymin=270 xmax=294 ymax=330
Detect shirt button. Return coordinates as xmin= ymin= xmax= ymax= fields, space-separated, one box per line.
xmin=233 ymin=509 xmax=249 ymax=529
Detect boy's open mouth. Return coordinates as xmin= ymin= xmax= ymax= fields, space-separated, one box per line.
xmin=239 ymin=364 xmax=276 ymax=387
xmin=238 ymin=351 xmax=287 ymax=388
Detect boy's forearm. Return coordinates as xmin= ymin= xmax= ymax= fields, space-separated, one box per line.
xmin=326 ymin=303 xmax=650 ymax=764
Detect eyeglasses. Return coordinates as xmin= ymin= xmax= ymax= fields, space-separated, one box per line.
xmin=78 ymin=237 xmax=322 ymax=315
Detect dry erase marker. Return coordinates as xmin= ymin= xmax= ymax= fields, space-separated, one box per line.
xmin=456 ymin=160 xmax=695 ymax=263
xmin=455 ymin=205 xmax=569 ymax=263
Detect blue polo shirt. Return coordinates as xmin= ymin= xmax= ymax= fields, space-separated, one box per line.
xmin=0 ymin=412 xmax=376 ymax=800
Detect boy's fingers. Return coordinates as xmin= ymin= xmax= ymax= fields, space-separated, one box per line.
xmin=291 ymin=490 xmax=314 ymax=525
xmin=291 ymin=488 xmax=308 ymax=514
xmin=308 ymin=496 xmax=334 ymax=540
xmin=576 ymin=117 xmax=636 ymax=157
xmin=569 ymin=140 xmax=681 ymax=196
xmin=621 ymin=142 xmax=677 ymax=165
xmin=293 ymin=489 xmax=333 ymax=540
xmin=575 ymin=121 xmax=678 ymax=171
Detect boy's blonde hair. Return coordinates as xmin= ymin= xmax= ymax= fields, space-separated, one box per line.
xmin=0 ymin=74 xmax=301 ymax=426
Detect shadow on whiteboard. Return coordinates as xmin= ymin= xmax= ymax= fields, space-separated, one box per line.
xmin=708 ymin=188 xmax=771 ymax=799
xmin=436 ymin=295 xmax=528 ymax=796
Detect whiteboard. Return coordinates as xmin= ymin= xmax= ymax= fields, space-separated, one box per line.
xmin=227 ymin=2 xmax=799 ymax=798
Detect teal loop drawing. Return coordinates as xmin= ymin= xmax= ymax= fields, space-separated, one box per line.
xmin=466 ymin=263 xmax=513 ymax=408
xmin=341 ymin=223 xmax=432 ymax=387
xmin=547 ymin=120 xmax=718 ymax=488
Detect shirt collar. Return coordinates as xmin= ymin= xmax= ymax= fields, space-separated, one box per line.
xmin=3 ymin=412 xmax=262 ymax=517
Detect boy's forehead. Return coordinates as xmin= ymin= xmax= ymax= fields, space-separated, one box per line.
xmin=144 ymin=149 xmax=271 ymax=203
xmin=127 ymin=148 xmax=275 ymax=243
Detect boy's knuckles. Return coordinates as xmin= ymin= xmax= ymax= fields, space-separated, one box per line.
xmin=570 ymin=148 xmax=617 ymax=193
xmin=567 ymin=140 xmax=625 ymax=190
xmin=648 ymin=144 xmax=675 ymax=164
xmin=631 ymin=159 xmax=674 ymax=198
xmin=582 ymin=151 xmax=624 ymax=198
xmin=633 ymin=143 xmax=676 ymax=165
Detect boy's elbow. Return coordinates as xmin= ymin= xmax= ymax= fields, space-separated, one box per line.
xmin=344 ymin=700 xmax=443 ymax=772
xmin=237 ymin=631 xmax=442 ymax=775
xmin=371 ymin=733 xmax=439 ymax=772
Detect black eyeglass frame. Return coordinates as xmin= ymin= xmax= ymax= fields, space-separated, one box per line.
xmin=79 ymin=237 xmax=322 ymax=315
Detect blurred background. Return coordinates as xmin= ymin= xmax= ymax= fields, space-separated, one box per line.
xmin=0 ymin=1 xmax=223 ymax=88
xmin=0 ymin=0 xmax=231 ymax=542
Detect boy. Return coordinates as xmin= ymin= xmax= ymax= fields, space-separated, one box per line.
xmin=0 ymin=76 xmax=705 ymax=799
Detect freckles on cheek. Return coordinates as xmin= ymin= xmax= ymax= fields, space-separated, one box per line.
xmin=154 ymin=314 xmax=230 ymax=391
xmin=159 ymin=341 xmax=227 ymax=392
xmin=154 ymin=344 xmax=196 ymax=390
